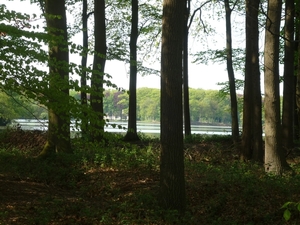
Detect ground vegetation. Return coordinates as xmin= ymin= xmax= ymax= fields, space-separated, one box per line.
xmin=0 ymin=130 xmax=300 ymax=224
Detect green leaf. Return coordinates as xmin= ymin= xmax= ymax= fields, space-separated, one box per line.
xmin=297 ymin=203 xmax=300 ymax=212
xmin=283 ymin=209 xmax=291 ymax=221
xmin=282 ymin=201 xmax=292 ymax=209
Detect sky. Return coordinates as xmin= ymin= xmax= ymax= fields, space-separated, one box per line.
xmin=3 ymin=0 xmax=245 ymax=92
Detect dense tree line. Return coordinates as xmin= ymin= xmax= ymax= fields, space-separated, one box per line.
xmin=107 ymin=88 xmax=234 ymax=124
xmin=70 ymin=88 xmax=234 ymax=124
xmin=0 ymin=88 xmax=235 ymax=125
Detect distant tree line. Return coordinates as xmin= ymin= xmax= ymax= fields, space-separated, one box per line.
xmin=71 ymin=87 xmax=236 ymax=124
xmin=0 ymin=88 xmax=236 ymax=125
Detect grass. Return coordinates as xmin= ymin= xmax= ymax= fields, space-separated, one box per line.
xmin=0 ymin=131 xmax=300 ymax=224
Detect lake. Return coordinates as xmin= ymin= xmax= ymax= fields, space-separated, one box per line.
xmin=9 ymin=119 xmax=232 ymax=136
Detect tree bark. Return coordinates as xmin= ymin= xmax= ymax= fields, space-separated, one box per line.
xmin=81 ymin=0 xmax=89 ymax=139
xmin=264 ymin=0 xmax=289 ymax=174
xmin=224 ymin=0 xmax=239 ymax=144
xmin=183 ymin=0 xmax=191 ymax=137
xmin=241 ymin=0 xmax=263 ymax=163
xmin=282 ymin=0 xmax=295 ymax=151
xmin=90 ymin=0 xmax=106 ymax=143
xmin=160 ymin=0 xmax=186 ymax=213
xmin=294 ymin=5 xmax=300 ymax=140
xmin=296 ymin=7 xmax=300 ymax=141
xmin=40 ymin=0 xmax=71 ymax=157
xmin=124 ymin=0 xmax=140 ymax=142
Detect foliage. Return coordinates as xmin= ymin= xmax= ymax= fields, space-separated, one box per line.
xmin=0 ymin=90 xmax=48 ymax=120
xmin=136 ymin=87 xmax=160 ymax=121
xmin=0 ymin=2 xmax=117 ymax=135
xmin=1 ymin=132 xmax=300 ymax=224
xmin=0 ymin=91 xmax=21 ymax=121
xmin=282 ymin=201 xmax=300 ymax=222
xmin=104 ymin=87 xmax=235 ymax=124
xmin=0 ymin=4 xmax=49 ymax=104
xmin=0 ymin=86 xmax=236 ymax=125
xmin=189 ymin=88 xmax=234 ymax=124
xmin=184 ymin=133 xmax=232 ymax=144
xmin=67 ymin=0 xmax=161 ymax=77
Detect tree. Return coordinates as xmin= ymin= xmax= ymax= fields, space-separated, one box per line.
xmin=282 ymin=0 xmax=295 ymax=151
xmin=40 ymin=0 xmax=71 ymax=156
xmin=295 ymin=0 xmax=300 ymax=141
xmin=188 ymin=0 xmax=243 ymax=140
xmin=160 ymin=0 xmax=186 ymax=212
xmin=90 ymin=0 xmax=106 ymax=143
xmin=0 ymin=2 xmax=57 ymax=126
xmin=80 ymin=0 xmax=89 ymax=139
xmin=0 ymin=91 xmax=20 ymax=121
xmin=241 ymin=0 xmax=263 ymax=162
xmin=183 ymin=0 xmax=219 ymax=136
xmin=264 ymin=0 xmax=289 ymax=174
xmin=124 ymin=0 xmax=140 ymax=142
xmin=137 ymin=88 xmax=160 ymax=121
xmin=224 ymin=0 xmax=239 ymax=144
xmin=183 ymin=0 xmax=191 ymax=136
xmin=296 ymin=1 xmax=300 ymax=140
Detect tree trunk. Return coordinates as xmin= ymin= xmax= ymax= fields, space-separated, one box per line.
xmin=224 ymin=0 xmax=239 ymax=144
xmin=124 ymin=0 xmax=140 ymax=142
xmin=90 ymin=0 xmax=106 ymax=143
xmin=81 ymin=0 xmax=89 ymax=139
xmin=183 ymin=0 xmax=191 ymax=137
xmin=294 ymin=7 xmax=300 ymax=140
xmin=282 ymin=0 xmax=295 ymax=151
xmin=264 ymin=0 xmax=289 ymax=174
xmin=296 ymin=11 xmax=300 ymax=141
xmin=241 ymin=0 xmax=263 ymax=163
xmin=40 ymin=0 xmax=71 ymax=157
xmin=160 ymin=0 xmax=186 ymax=213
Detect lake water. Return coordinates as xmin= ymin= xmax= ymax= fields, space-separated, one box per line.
xmin=10 ymin=119 xmax=232 ymax=136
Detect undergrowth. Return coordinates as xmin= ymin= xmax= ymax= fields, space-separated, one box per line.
xmin=0 ymin=131 xmax=300 ymax=224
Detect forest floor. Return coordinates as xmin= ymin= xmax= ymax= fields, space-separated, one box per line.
xmin=0 ymin=129 xmax=300 ymax=224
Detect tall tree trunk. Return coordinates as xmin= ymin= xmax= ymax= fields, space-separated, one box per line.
xmin=124 ymin=0 xmax=140 ymax=142
xmin=294 ymin=3 xmax=300 ymax=140
xmin=224 ymin=0 xmax=239 ymax=144
xmin=264 ymin=0 xmax=289 ymax=174
xmin=183 ymin=0 xmax=191 ymax=137
xmin=241 ymin=0 xmax=263 ymax=163
xmin=90 ymin=0 xmax=106 ymax=143
xmin=40 ymin=0 xmax=71 ymax=157
xmin=296 ymin=5 xmax=300 ymax=141
xmin=81 ymin=0 xmax=88 ymax=139
xmin=294 ymin=75 xmax=299 ymax=140
xmin=160 ymin=0 xmax=186 ymax=213
xmin=282 ymin=0 xmax=295 ymax=151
